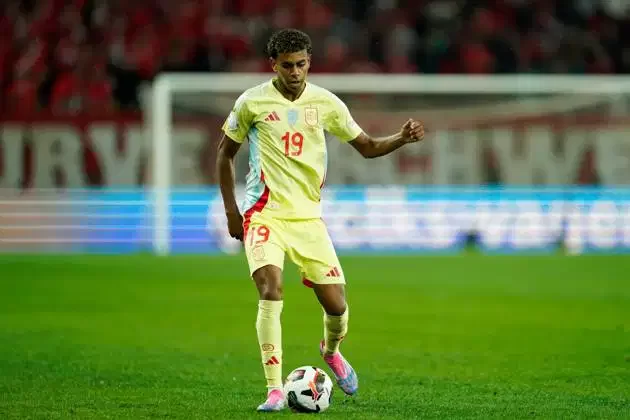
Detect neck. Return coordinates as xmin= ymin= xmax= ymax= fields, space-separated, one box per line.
xmin=273 ymin=78 xmax=305 ymax=101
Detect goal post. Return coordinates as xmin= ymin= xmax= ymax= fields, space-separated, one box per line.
xmin=147 ymin=73 xmax=630 ymax=256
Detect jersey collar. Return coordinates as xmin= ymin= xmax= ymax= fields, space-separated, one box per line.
xmin=269 ymin=78 xmax=308 ymax=103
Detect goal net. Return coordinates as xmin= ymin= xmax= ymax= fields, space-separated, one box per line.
xmin=146 ymin=74 xmax=630 ymax=256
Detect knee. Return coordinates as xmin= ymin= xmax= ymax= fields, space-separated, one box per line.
xmin=253 ymin=266 xmax=283 ymax=301
xmin=325 ymin=301 xmax=347 ymax=316
xmin=316 ymin=284 xmax=347 ymax=316
xmin=259 ymin=286 xmax=283 ymax=301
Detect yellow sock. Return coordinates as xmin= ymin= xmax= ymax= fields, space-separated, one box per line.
xmin=323 ymin=306 xmax=348 ymax=356
xmin=256 ymin=300 xmax=283 ymax=389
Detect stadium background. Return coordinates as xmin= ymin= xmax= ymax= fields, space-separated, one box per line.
xmin=1 ymin=0 xmax=629 ymax=253
xmin=0 ymin=2 xmax=629 ymax=418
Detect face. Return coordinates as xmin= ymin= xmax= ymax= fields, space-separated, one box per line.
xmin=271 ymin=50 xmax=310 ymax=94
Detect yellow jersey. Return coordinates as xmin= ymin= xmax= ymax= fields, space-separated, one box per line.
xmin=221 ymin=79 xmax=363 ymax=221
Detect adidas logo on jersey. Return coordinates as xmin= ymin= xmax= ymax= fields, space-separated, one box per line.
xmin=265 ymin=112 xmax=281 ymax=122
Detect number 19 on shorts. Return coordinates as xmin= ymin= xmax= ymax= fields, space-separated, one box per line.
xmin=249 ymin=225 xmax=270 ymax=247
xmin=282 ymin=131 xmax=303 ymax=157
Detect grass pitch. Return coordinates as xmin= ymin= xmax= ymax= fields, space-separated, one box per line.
xmin=0 ymin=254 xmax=629 ymax=419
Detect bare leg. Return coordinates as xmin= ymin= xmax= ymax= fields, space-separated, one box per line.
xmin=253 ymin=265 xmax=283 ymax=301
xmin=312 ymin=283 xmax=346 ymax=316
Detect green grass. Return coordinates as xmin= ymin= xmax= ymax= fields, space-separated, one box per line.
xmin=0 ymin=254 xmax=629 ymax=419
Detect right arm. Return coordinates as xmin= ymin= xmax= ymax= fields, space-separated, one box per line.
xmin=216 ymin=134 xmax=245 ymax=241
xmin=216 ymin=134 xmax=242 ymax=216
xmin=216 ymin=93 xmax=252 ymax=241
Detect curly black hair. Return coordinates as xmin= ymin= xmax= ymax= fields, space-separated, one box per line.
xmin=266 ymin=29 xmax=313 ymax=59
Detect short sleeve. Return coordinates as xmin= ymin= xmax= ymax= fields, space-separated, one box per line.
xmin=221 ymin=93 xmax=253 ymax=143
xmin=324 ymin=93 xmax=363 ymax=142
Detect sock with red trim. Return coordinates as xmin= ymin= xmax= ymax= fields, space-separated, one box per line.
xmin=323 ymin=306 xmax=348 ymax=356
xmin=256 ymin=300 xmax=283 ymax=389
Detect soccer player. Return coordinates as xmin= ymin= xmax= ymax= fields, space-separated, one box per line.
xmin=216 ymin=28 xmax=425 ymax=412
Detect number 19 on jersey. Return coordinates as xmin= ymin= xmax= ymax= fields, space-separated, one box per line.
xmin=282 ymin=131 xmax=304 ymax=157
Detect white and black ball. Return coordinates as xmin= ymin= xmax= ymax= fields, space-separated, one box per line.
xmin=284 ymin=366 xmax=333 ymax=413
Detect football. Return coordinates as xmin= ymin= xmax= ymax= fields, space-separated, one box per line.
xmin=284 ymin=366 xmax=334 ymax=413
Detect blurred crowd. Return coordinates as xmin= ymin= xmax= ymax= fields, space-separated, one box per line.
xmin=1 ymin=0 xmax=629 ymax=114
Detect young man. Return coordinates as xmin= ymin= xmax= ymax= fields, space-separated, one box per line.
xmin=216 ymin=28 xmax=424 ymax=412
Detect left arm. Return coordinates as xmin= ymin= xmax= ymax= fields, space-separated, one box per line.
xmin=326 ymin=93 xmax=425 ymax=159
xmin=348 ymin=119 xmax=425 ymax=159
xmin=349 ymin=132 xmax=408 ymax=159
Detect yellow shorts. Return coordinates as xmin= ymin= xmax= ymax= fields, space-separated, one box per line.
xmin=243 ymin=214 xmax=345 ymax=287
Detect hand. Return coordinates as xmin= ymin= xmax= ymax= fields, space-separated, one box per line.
xmin=226 ymin=211 xmax=244 ymax=241
xmin=401 ymin=119 xmax=425 ymax=143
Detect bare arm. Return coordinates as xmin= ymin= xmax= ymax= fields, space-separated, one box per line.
xmin=348 ymin=119 xmax=425 ymax=159
xmin=216 ymin=134 xmax=242 ymax=216
xmin=349 ymin=132 xmax=408 ymax=159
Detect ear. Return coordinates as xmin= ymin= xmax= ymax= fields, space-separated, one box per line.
xmin=269 ymin=57 xmax=277 ymax=72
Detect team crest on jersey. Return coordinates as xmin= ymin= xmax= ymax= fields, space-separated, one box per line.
xmin=305 ymin=107 xmax=318 ymax=126
xmin=287 ymin=108 xmax=299 ymax=126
